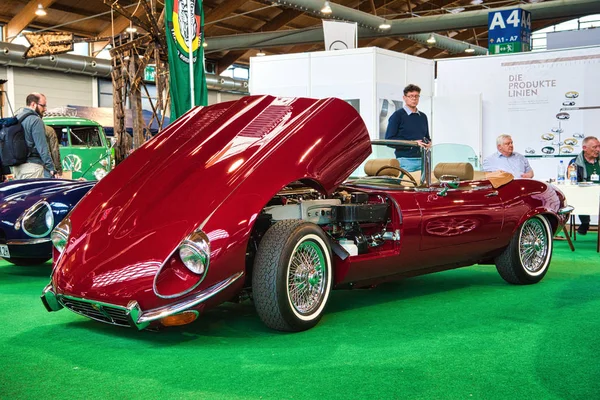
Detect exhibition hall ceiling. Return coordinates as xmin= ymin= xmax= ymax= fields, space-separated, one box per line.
xmin=0 ymin=0 xmax=591 ymax=73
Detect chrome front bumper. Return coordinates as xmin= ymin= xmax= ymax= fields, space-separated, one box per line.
xmin=41 ymin=271 xmax=244 ymax=330
xmin=558 ymin=205 xmax=574 ymax=215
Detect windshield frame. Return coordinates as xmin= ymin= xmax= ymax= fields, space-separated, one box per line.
xmin=367 ymin=139 xmax=432 ymax=187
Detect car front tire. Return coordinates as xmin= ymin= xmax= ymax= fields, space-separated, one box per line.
xmin=252 ymin=220 xmax=333 ymax=332
xmin=495 ymin=215 xmax=553 ymax=285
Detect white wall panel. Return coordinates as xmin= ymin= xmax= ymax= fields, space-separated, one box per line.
xmin=12 ymin=67 xmax=93 ymax=108
xmin=310 ymin=48 xmax=374 ymax=86
xmin=405 ymin=56 xmax=435 ymax=97
xmin=376 ymin=49 xmax=407 ymax=85
xmin=250 ymin=53 xmax=310 ymax=97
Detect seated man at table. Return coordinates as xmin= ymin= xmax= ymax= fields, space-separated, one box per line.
xmin=483 ymin=134 xmax=534 ymax=179
xmin=573 ymin=136 xmax=600 ymax=235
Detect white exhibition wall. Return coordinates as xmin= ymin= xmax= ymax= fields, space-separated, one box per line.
xmin=436 ymin=45 xmax=600 ymax=180
xmin=250 ymin=47 xmax=435 ymax=148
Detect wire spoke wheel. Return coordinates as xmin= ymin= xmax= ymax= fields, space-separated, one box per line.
xmin=288 ymin=240 xmax=327 ymax=316
xmin=253 ymin=220 xmax=333 ymax=332
xmin=495 ymin=215 xmax=553 ymax=285
xmin=519 ymin=218 xmax=549 ymax=273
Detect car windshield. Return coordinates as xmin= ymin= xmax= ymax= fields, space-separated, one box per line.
xmin=70 ymin=126 xmax=102 ymax=147
xmin=347 ymin=141 xmax=480 ymax=188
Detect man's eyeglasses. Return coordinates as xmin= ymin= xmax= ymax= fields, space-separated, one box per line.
xmin=37 ymin=103 xmax=47 ymax=108
xmin=405 ymin=95 xmax=420 ymax=99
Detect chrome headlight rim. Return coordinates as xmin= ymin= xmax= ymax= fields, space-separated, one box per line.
xmin=21 ymin=200 xmax=54 ymax=238
xmin=179 ymin=240 xmax=209 ymax=275
xmin=51 ymin=217 xmax=71 ymax=254
xmin=179 ymin=231 xmax=210 ymax=275
xmin=153 ymin=229 xmax=211 ymax=299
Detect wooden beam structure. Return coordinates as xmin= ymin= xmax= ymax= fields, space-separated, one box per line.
xmin=5 ymin=0 xmax=57 ymax=42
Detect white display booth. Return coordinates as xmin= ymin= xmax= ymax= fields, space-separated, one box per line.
xmin=250 ymin=47 xmax=434 ymax=145
xmin=436 ymin=45 xmax=600 ymax=181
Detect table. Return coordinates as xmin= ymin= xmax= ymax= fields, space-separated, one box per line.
xmin=553 ymin=183 xmax=600 ymax=252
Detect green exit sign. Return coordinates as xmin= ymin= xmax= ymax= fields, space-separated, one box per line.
xmin=489 ymin=41 xmax=531 ymax=54
xmin=144 ymin=65 xmax=156 ymax=82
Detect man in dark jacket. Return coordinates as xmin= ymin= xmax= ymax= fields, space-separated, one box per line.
xmin=12 ymin=93 xmax=56 ymax=179
xmin=573 ymin=136 xmax=600 ymax=235
xmin=44 ymin=125 xmax=62 ymax=178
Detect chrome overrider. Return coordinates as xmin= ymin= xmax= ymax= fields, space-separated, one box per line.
xmin=558 ymin=205 xmax=574 ymax=215
xmin=41 ymin=271 xmax=244 ymax=330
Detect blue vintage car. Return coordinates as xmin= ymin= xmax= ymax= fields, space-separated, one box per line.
xmin=0 ymin=179 xmax=95 ymax=265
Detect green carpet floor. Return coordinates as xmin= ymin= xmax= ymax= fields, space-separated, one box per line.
xmin=1 ymin=234 xmax=599 ymax=399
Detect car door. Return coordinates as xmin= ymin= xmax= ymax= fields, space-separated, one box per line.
xmin=416 ymin=182 xmax=504 ymax=257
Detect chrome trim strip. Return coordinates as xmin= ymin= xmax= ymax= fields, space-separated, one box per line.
xmin=558 ymin=205 xmax=574 ymax=215
xmin=7 ymin=238 xmax=52 ymax=245
xmin=138 ymin=271 xmax=244 ymax=325
xmin=21 ymin=200 xmax=54 ymax=238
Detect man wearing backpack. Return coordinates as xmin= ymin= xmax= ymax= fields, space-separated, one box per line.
xmin=9 ymin=93 xmax=56 ymax=179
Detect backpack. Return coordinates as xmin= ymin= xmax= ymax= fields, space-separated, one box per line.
xmin=0 ymin=113 xmax=34 ymax=167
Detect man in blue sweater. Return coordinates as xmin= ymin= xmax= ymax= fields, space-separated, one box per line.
xmin=384 ymin=84 xmax=431 ymax=172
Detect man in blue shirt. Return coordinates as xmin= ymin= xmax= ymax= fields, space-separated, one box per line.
xmin=483 ymin=134 xmax=534 ymax=179
xmin=384 ymin=84 xmax=431 ymax=172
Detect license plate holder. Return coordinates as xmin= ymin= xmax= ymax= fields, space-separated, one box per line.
xmin=0 ymin=244 xmax=10 ymax=258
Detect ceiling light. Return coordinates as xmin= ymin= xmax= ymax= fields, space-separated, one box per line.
xmin=202 ymin=41 xmax=207 ymax=48
xmin=470 ymin=0 xmax=484 ymax=5
xmin=426 ymin=34 xmax=436 ymax=44
xmin=447 ymin=7 xmax=465 ymax=14
xmin=321 ymin=1 xmax=332 ymax=14
xmin=256 ymin=49 xmax=266 ymax=56
xmin=465 ymin=45 xmax=475 ymax=53
xmin=379 ymin=20 xmax=391 ymax=30
xmin=35 ymin=4 xmax=47 ymax=16
xmin=125 ymin=25 xmax=137 ymax=33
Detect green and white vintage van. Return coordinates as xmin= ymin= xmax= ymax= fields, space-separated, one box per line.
xmin=44 ymin=116 xmax=113 ymax=180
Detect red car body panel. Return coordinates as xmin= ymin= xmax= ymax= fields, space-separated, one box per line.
xmin=45 ymin=95 xmax=569 ymax=330
xmin=335 ymin=178 xmax=566 ymax=285
xmin=51 ymin=96 xmax=371 ymax=310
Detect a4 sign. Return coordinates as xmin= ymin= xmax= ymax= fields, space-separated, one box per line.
xmin=488 ymin=8 xmax=532 ymax=54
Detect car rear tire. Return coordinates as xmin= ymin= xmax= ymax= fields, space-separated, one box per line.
xmin=252 ymin=220 xmax=333 ymax=332
xmin=495 ymin=215 xmax=553 ymax=285
xmin=3 ymin=257 xmax=51 ymax=266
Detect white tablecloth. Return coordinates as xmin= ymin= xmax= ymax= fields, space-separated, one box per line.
xmin=553 ymin=184 xmax=600 ymax=216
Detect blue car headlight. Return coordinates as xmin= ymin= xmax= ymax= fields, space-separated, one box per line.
xmin=178 ymin=230 xmax=210 ymax=275
xmin=21 ymin=201 xmax=54 ymax=238
xmin=51 ymin=217 xmax=71 ymax=254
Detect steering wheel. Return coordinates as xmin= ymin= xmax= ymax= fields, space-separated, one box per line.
xmin=374 ymin=165 xmax=419 ymax=186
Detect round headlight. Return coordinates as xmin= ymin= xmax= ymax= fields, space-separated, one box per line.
xmin=178 ymin=230 xmax=210 ymax=275
xmin=179 ymin=243 xmax=207 ymax=275
xmin=51 ymin=218 xmax=71 ymax=254
xmin=45 ymin=208 xmax=53 ymax=229
xmin=21 ymin=201 xmax=54 ymax=238
xmin=94 ymin=168 xmax=108 ymax=180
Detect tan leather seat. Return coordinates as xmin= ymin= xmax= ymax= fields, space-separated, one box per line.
xmin=473 ymin=171 xmax=487 ymax=180
xmin=364 ymin=159 xmax=400 ymax=177
xmin=433 ymin=162 xmax=474 ymax=181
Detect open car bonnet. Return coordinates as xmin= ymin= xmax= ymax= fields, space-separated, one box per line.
xmin=52 ymin=95 xmax=371 ymax=297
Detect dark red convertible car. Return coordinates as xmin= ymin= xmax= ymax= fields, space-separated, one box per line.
xmin=41 ymin=95 xmax=572 ymax=332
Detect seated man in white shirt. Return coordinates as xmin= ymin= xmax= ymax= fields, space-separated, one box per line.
xmin=483 ymin=134 xmax=534 ymax=178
